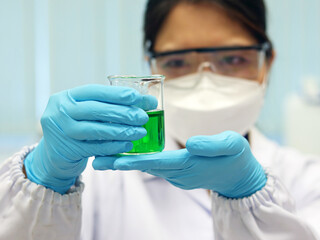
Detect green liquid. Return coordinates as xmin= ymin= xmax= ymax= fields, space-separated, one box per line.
xmin=125 ymin=110 xmax=165 ymax=155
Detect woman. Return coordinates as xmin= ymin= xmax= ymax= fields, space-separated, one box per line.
xmin=0 ymin=0 xmax=319 ymax=239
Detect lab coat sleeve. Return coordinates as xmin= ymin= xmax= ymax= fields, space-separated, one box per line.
xmin=0 ymin=146 xmax=84 ymax=240
xmin=211 ymin=170 xmax=319 ymax=240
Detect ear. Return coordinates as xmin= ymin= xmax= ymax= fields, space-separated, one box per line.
xmin=261 ymin=50 xmax=276 ymax=85
xmin=145 ymin=55 xmax=156 ymax=74
xmin=259 ymin=50 xmax=276 ymax=85
xmin=266 ymin=50 xmax=276 ymax=71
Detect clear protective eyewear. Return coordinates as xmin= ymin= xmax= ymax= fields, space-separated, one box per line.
xmin=149 ymin=43 xmax=271 ymax=82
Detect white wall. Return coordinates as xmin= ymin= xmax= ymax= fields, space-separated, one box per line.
xmin=259 ymin=0 xmax=320 ymax=147
xmin=0 ymin=0 xmax=148 ymax=159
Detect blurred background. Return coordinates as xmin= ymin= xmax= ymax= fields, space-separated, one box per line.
xmin=1 ymin=0 xmax=320 ymax=161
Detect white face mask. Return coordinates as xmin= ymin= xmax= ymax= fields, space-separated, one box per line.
xmin=163 ymin=72 xmax=266 ymax=145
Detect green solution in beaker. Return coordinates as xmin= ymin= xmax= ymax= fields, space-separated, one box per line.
xmin=126 ymin=110 xmax=165 ymax=154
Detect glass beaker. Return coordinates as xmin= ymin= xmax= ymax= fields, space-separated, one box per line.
xmin=108 ymin=75 xmax=165 ymax=155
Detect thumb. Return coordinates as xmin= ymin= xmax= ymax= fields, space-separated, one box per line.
xmin=186 ymin=131 xmax=247 ymax=157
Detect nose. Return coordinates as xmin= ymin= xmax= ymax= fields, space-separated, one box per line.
xmin=197 ymin=61 xmax=217 ymax=73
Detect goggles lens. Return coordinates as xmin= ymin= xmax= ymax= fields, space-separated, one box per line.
xmin=150 ymin=44 xmax=269 ymax=81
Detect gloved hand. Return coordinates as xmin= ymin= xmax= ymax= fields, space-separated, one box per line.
xmin=93 ymin=131 xmax=267 ymax=198
xmin=24 ymin=84 xmax=157 ymax=194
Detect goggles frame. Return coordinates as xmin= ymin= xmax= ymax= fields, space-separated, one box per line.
xmin=149 ymin=42 xmax=271 ymax=59
xmin=148 ymin=42 xmax=271 ymax=82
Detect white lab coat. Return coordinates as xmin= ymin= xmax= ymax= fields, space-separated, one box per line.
xmin=0 ymin=128 xmax=319 ymax=240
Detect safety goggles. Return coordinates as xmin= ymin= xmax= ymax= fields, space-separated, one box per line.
xmin=149 ymin=43 xmax=271 ymax=81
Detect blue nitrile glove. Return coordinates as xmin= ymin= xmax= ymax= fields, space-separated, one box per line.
xmin=24 ymin=84 xmax=157 ymax=194
xmin=93 ymin=131 xmax=267 ymax=198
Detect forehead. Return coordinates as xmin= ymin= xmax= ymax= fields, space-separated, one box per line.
xmin=154 ymin=2 xmax=257 ymax=52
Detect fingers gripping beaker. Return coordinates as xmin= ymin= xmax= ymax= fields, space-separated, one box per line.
xmin=108 ymin=75 xmax=165 ymax=155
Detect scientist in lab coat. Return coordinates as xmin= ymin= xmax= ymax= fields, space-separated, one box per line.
xmin=0 ymin=0 xmax=320 ymax=239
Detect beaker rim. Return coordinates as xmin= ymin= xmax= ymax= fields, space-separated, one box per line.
xmin=108 ymin=74 xmax=165 ymax=82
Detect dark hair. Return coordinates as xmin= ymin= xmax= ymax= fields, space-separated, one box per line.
xmin=143 ymin=0 xmax=273 ymax=58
